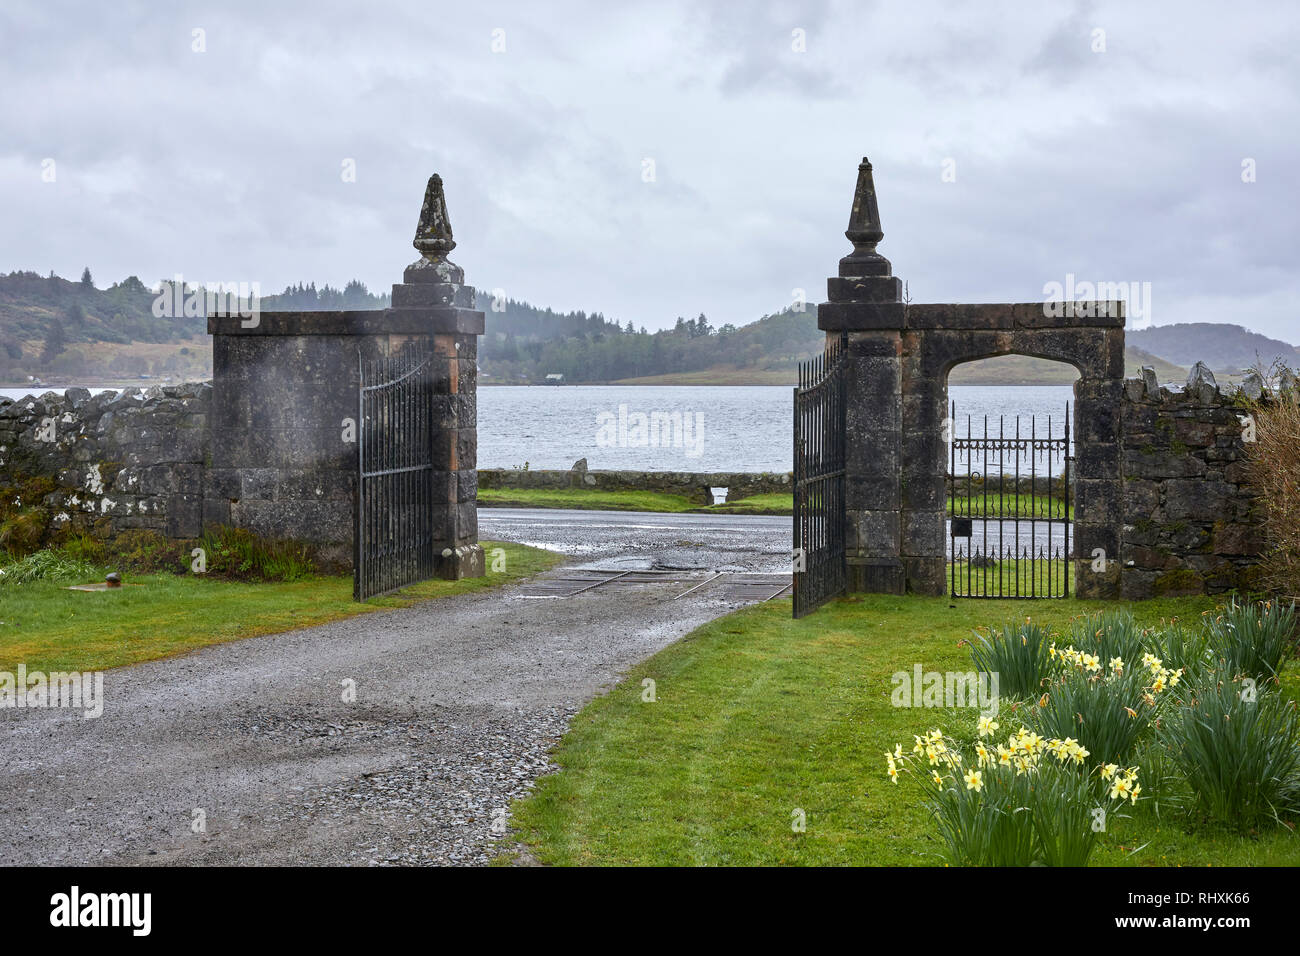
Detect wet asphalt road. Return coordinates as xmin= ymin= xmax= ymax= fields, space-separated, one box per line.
xmin=1 ymin=508 xmax=789 ymax=866
xmin=477 ymin=506 xmax=1068 ymax=566
xmin=478 ymin=506 xmax=792 ymax=573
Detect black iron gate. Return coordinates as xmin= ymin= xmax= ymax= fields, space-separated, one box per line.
xmin=355 ymin=339 xmax=436 ymax=600
xmin=793 ymin=335 xmax=847 ymax=617
xmin=948 ymin=402 xmax=1072 ymax=598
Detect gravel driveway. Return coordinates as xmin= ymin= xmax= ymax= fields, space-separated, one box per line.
xmin=1 ymin=509 xmax=789 ymax=866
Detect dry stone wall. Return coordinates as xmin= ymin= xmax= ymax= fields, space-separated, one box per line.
xmin=0 ymin=383 xmax=209 ymax=542
xmin=1118 ymin=370 xmax=1264 ymax=597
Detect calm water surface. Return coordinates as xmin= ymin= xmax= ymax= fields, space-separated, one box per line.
xmin=3 ymin=383 xmax=1076 ymax=473
xmin=476 ymin=384 xmax=1076 ymax=471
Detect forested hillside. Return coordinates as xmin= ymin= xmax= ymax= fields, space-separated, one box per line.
xmin=0 ymin=271 xmax=389 ymax=382
xmin=478 ymin=299 xmax=823 ymax=382
xmin=1 ymin=270 xmax=1292 ymax=386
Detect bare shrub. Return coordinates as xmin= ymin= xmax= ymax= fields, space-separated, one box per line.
xmin=1243 ymin=368 xmax=1300 ymax=595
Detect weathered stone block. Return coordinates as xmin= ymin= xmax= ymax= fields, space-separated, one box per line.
xmin=1164 ymin=480 xmax=1232 ymax=522
xmin=1213 ymin=522 xmax=1262 ymax=556
xmin=846 ymin=474 xmax=899 ymax=512
xmin=904 ymin=556 xmax=946 ymax=596
xmin=1122 ymin=447 xmax=1206 ymax=480
xmin=1075 ymin=478 xmax=1123 ymax=527
xmin=1123 ymin=478 xmax=1160 ymax=517
xmin=1075 ymin=442 xmax=1120 ymax=480
xmin=166 ymin=494 xmax=203 ymax=538
xmin=1119 ymin=569 xmax=1156 ymax=600
xmin=903 ymin=510 xmax=945 ymax=558
xmin=850 ymin=509 xmax=899 ymax=557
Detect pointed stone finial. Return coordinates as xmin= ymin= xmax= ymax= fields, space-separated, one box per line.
xmin=413 ymin=174 xmax=456 ymax=257
xmin=846 ymin=157 xmax=883 ymax=251
xmin=840 ymin=157 xmax=891 ymax=277
xmin=405 ymin=174 xmax=465 ymax=286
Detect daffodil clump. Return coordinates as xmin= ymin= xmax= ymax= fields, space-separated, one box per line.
xmin=966 ymin=620 xmax=1057 ymax=700
xmin=1157 ymin=671 xmax=1300 ymax=830
xmin=884 ymin=723 xmax=1140 ymax=866
xmin=1202 ymin=597 xmax=1297 ymax=684
xmin=1028 ymin=648 xmax=1180 ymax=768
xmin=949 ymin=600 xmax=1300 ymax=844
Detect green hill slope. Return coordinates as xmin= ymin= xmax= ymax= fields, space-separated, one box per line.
xmin=2 ymin=272 xmax=1288 ymax=387
xmin=1129 ymin=322 xmax=1298 ymax=373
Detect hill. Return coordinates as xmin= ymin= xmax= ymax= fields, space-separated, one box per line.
xmin=1 ymin=272 xmax=1290 ymax=387
xmin=619 ymin=346 xmax=1189 ymax=387
xmin=0 ymin=271 xmax=389 ymax=384
xmin=1128 ymin=323 xmax=1298 ymax=373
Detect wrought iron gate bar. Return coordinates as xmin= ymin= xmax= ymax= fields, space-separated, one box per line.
xmin=793 ymin=333 xmax=848 ymax=617
xmin=355 ymin=339 xmax=437 ymax=600
xmin=948 ymin=401 xmax=1072 ymax=599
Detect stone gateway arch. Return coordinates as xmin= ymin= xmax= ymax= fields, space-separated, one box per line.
xmin=795 ymin=159 xmax=1125 ymax=613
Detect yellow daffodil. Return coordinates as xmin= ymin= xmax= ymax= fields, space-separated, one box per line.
xmin=1110 ymin=657 xmax=1124 ymax=674
xmin=964 ymin=769 xmax=983 ymax=792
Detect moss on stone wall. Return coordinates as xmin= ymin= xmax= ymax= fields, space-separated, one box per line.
xmin=1153 ymin=568 xmax=1203 ymax=596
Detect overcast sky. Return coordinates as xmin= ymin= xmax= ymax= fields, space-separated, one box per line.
xmin=3 ymin=0 xmax=1297 ymax=340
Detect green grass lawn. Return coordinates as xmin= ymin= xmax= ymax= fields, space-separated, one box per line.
xmin=704 ymin=492 xmax=793 ymax=515
xmin=478 ymin=486 xmax=794 ymax=516
xmin=950 ymin=492 xmax=1072 ymax=520
xmin=0 ymin=541 xmax=562 ymax=673
xmin=509 ymin=592 xmax=1300 ymax=866
xmin=948 ymin=557 xmax=1074 ymax=597
xmin=480 ymin=486 xmax=1070 ymax=520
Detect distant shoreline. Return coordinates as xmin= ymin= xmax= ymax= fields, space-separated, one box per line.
xmin=477 ymin=381 xmax=1068 ymax=387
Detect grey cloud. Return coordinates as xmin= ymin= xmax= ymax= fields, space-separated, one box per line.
xmin=1 ymin=0 xmax=1297 ymax=341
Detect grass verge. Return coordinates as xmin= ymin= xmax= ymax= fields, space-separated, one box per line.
xmin=480 ymin=487 xmax=1071 ymax=519
xmin=0 ymin=540 xmax=562 ymax=673
xmin=509 ymin=592 xmax=1300 ymax=866
xmin=478 ymin=487 xmax=794 ymax=516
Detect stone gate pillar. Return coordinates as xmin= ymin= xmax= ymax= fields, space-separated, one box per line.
xmin=206 ymin=174 xmax=484 ymax=576
xmin=817 ymin=158 xmax=908 ymax=594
